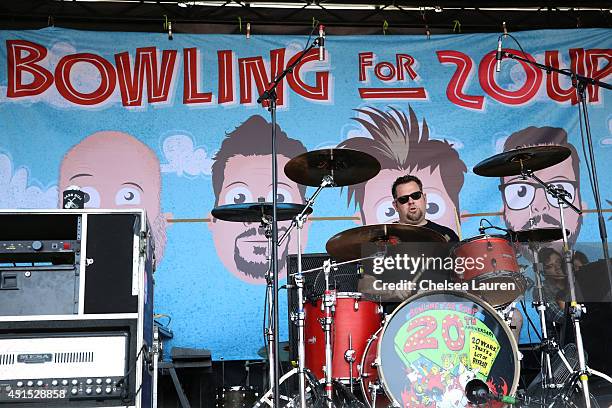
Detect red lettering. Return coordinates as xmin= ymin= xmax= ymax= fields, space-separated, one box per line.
xmin=286 ymin=49 xmax=329 ymax=101
xmin=545 ymin=50 xmax=580 ymax=105
xmin=183 ymin=48 xmax=213 ymax=104
xmin=585 ymin=49 xmax=612 ymax=103
xmin=217 ymin=50 xmax=234 ymax=104
xmin=115 ymin=47 xmax=178 ymax=107
xmin=437 ymin=50 xmax=484 ymax=110
xmin=396 ymin=54 xmax=417 ymax=81
xmin=54 ymin=53 xmax=116 ymax=105
xmin=403 ymin=315 xmax=438 ymax=354
xmin=359 ymin=52 xmax=374 ymax=82
xmin=479 ymin=49 xmax=542 ymax=105
xmin=374 ymin=62 xmax=395 ymax=81
xmin=238 ymin=48 xmax=285 ymax=106
xmin=6 ymin=40 xmax=53 ymax=98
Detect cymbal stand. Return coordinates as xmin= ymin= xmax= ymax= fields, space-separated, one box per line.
xmin=528 ymin=240 xmax=555 ymax=390
xmin=261 ymin=214 xmax=277 ymax=395
xmin=279 ymin=175 xmax=334 ymax=408
xmin=322 ymin=258 xmax=336 ymax=408
xmin=258 ymin=28 xmax=324 ymax=408
xmin=522 ymin=167 xmax=590 ymax=408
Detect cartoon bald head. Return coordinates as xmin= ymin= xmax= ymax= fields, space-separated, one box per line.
xmin=59 ymin=130 xmax=167 ymax=262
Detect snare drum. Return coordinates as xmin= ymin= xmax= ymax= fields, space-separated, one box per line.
xmin=375 ymin=291 xmax=520 ymax=408
xmin=304 ymin=292 xmax=382 ymax=382
xmin=452 ymin=234 xmax=527 ymax=307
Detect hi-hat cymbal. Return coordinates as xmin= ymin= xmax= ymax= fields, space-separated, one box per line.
xmin=509 ymin=227 xmax=567 ymax=243
xmin=473 ymin=146 xmax=571 ymax=177
xmin=284 ymin=148 xmax=381 ymax=187
xmin=211 ymin=202 xmax=312 ymax=222
xmin=326 ymin=223 xmax=446 ymax=262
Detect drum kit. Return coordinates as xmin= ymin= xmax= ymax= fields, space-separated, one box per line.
xmin=211 ymin=145 xmax=605 ymax=407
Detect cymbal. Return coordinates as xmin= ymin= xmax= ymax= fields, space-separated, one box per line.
xmin=257 ymin=342 xmax=290 ymax=361
xmin=326 ymin=223 xmax=446 ymax=262
xmin=211 ymin=202 xmax=312 ymax=222
xmin=509 ymin=227 xmax=567 ymax=243
xmin=473 ymin=146 xmax=571 ymax=177
xmin=284 ymin=148 xmax=381 ymax=187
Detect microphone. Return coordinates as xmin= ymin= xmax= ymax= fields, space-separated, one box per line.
xmin=318 ymin=24 xmax=325 ymax=61
xmin=496 ymin=35 xmax=503 ymax=72
xmin=466 ymin=379 xmax=519 ymax=405
xmin=465 ymin=379 xmax=489 ymax=404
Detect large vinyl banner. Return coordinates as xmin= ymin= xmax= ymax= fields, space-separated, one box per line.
xmin=1 ymin=27 xmax=611 ymax=360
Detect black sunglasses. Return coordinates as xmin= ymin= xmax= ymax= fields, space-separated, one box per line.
xmin=395 ymin=191 xmax=423 ymax=204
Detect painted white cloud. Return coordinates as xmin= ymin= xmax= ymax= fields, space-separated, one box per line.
xmin=160 ymin=134 xmax=214 ymax=176
xmin=601 ymin=138 xmax=612 ymax=147
xmin=494 ymin=134 xmax=510 ymax=153
xmin=0 ymin=153 xmax=58 ymax=208
xmin=435 ymin=137 xmax=464 ymax=149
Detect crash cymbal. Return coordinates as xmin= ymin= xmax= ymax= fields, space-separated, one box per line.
xmin=257 ymin=342 xmax=290 ymax=361
xmin=211 ymin=202 xmax=312 ymax=222
xmin=284 ymin=148 xmax=381 ymax=187
xmin=509 ymin=227 xmax=567 ymax=243
xmin=326 ymin=223 xmax=446 ymax=262
xmin=473 ymin=145 xmax=571 ymax=177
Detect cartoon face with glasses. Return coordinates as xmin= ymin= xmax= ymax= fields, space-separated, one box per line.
xmin=498 ymin=127 xmax=586 ymax=245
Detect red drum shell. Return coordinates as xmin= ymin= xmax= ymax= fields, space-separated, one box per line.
xmin=452 ymin=235 xmax=524 ymax=307
xmin=304 ymin=292 xmax=382 ymax=381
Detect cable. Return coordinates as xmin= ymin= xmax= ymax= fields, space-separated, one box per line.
xmin=116 ymin=344 xmax=149 ymax=403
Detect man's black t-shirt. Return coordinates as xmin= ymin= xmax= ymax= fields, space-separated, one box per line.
xmin=422 ymin=220 xmax=460 ymax=243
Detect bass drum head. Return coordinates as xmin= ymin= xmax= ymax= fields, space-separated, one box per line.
xmin=378 ymin=290 xmax=519 ymax=408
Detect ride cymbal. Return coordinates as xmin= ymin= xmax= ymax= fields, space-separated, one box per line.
xmin=473 ymin=145 xmax=571 ymax=177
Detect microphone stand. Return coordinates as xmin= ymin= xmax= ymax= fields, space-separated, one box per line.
xmin=500 ymin=50 xmax=612 ymax=291
xmin=257 ymin=33 xmax=323 ymax=408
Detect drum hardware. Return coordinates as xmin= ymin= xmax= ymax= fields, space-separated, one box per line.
xmin=255 ymin=32 xmax=333 ymax=407
xmin=344 ymin=335 xmax=356 ymax=393
xmin=276 ymin=148 xmax=382 ymax=408
xmin=474 ymin=147 xmax=600 ymax=408
xmin=520 ymin=166 xmax=592 ymax=407
xmin=210 ymin=201 xmax=312 ymax=405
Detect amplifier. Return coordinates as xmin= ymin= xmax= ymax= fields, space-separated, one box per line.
xmin=0 ymin=210 xmax=155 ymax=408
xmin=0 ymin=331 xmax=128 ymax=403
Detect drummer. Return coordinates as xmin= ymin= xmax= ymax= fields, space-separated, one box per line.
xmin=358 ymin=175 xmax=524 ymax=341
xmin=358 ymin=175 xmax=459 ymax=302
xmin=389 ymin=175 xmax=459 ymax=242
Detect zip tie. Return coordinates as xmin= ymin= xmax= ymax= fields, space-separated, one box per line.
xmin=452 ymin=20 xmax=461 ymax=33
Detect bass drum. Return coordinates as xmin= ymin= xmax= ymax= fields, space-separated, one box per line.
xmin=377 ymin=290 xmax=520 ymax=408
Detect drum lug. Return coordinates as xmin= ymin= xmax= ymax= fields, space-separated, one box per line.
xmin=344 ymin=348 xmax=356 ymax=363
xmin=354 ymin=299 xmax=359 ymax=311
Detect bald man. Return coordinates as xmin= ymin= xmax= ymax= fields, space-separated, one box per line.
xmin=59 ymin=130 xmax=167 ymax=262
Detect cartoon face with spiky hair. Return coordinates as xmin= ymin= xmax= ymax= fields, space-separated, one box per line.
xmin=338 ymin=106 xmax=466 ymax=234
